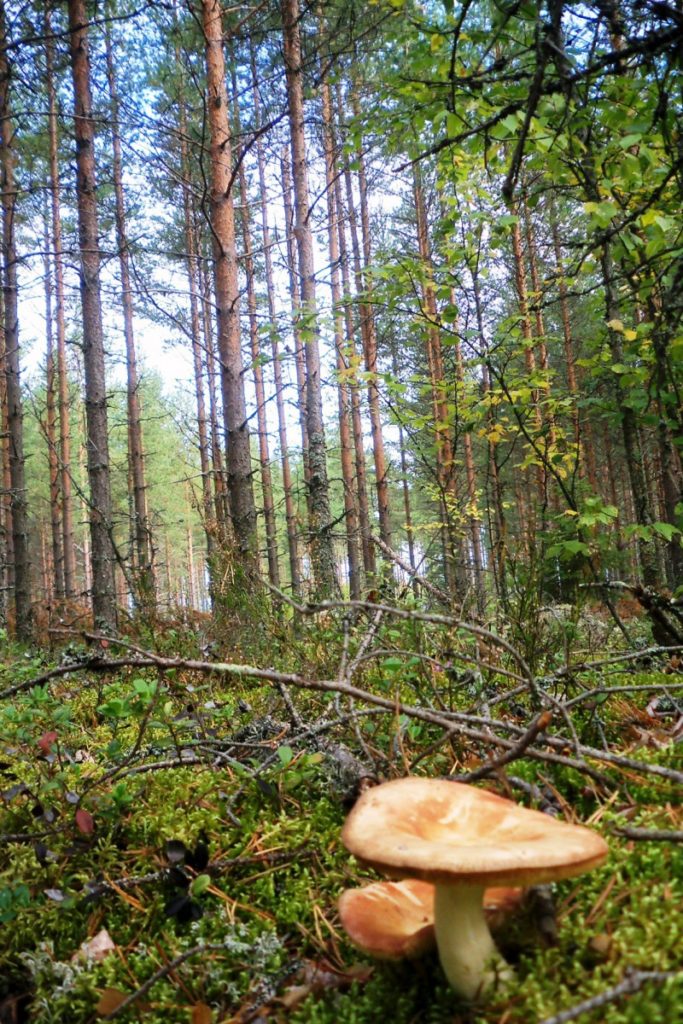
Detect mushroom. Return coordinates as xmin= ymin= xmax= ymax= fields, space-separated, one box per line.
xmin=341 ymin=778 xmax=608 ymax=1000
xmin=338 ymin=879 xmax=525 ymax=960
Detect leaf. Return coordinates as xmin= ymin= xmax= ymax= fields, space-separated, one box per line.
xmin=75 ymin=809 xmax=94 ymax=835
xmin=191 ymin=1005 xmax=213 ymax=1024
xmin=165 ymin=839 xmax=189 ymax=864
xmin=606 ymin=319 xmax=624 ymax=333
xmin=37 ymin=731 xmax=58 ymax=755
xmin=188 ymin=840 xmax=209 ymax=872
xmin=96 ymin=989 xmax=128 ymax=1016
xmin=73 ymin=928 xmax=116 ymax=963
xmin=652 ymin=521 xmax=680 ymax=542
xmin=277 ymin=745 xmax=294 ymax=767
xmin=44 ymin=888 xmax=65 ymax=902
xmin=190 ymin=873 xmax=211 ymax=897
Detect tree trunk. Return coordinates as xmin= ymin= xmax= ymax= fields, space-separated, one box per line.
xmin=0 ymin=285 xmax=11 ymax=623
xmin=68 ymin=0 xmax=116 ymax=628
xmin=0 ymin=1 xmax=31 ymax=639
xmin=176 ymin=73 xmax=215 ymax=583
xmin=104 ymin=23 xmax=154 ymax=611
xmin=251 ymin=48 xmax=301 ymax=596
xmin=321 ymin=76 xmax=362 ymax=598
xmin=197 ymin=245 xmax=229 ymax=539
xmin=413 ymin=167 xmax=461 ymax=598
xmin=281 ymin=0 xmax=338 ymax=598
xmin=45 ymin=7 xmax=77 ymax=600
xmin=332 ymin=115 xmax=374 ymax=580
xmin=231 ymin=74 xmax=280 ymax=592
xmin=42 ymin=217 xmax=64 ymax=602
xmin=349 ymin=86 xmax=393 ymax=559
xmin=201 ymin=0 xmax=257 ymax=572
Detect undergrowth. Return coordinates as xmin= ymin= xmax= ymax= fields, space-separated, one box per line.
xmin=0 ymin=612 xmax=681 ymax=1023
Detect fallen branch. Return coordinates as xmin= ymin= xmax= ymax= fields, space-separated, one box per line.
xmin=452 ymin=711 xmax=553 ymax=783
xmin=538 ymin=969 xmax=681 ymax=1024
xmin=613 ymin=826 xmax=683 ymax=843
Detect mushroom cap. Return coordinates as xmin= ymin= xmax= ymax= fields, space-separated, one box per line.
xmin=339 ymin=879 xmax=435 ymax=959
xmin=338 ymin=880 xmax=525 ymax=960
xmin=342 ymin=778 xmax=608 ymax=887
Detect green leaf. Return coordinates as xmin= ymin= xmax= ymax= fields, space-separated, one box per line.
xmin=190 ymin=874 xmax=211 ymax=897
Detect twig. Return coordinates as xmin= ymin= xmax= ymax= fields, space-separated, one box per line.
xmin=453 ymin=712 xmax=553 ymax=782
xmin=613 ymin=826 xmax=683 ymax=843
xmin=538 ymin=969 xmax=681 ymax=1024
xmin=102 ymin=941 xmax=229 ymax=1019
xmin=371 ymin=535 xmax=452 ymax=607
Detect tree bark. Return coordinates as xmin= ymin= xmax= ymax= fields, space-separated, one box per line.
xmin=251 ymin=47 xmax=301 ymax=596
xmin=281 ymin=0 xmax=338 ymax=598
xmin=321 ymin=76 xmax=362 ymax=599
xmin=68 ymin=0 xmax=117 ymax=628
xmin=42 ymin=217 xmax=64 ymax=602
xmin=104 ymin=22 xmax=155 ymax=611
xmin=231 ymin=74 xmax=280 ymax=592
xmin=349 ymin=86 xmax=393 ymax=559
xmin=45 ymin=6 xmax=77 ymax=600
xmin=413 ymin=167 xmax=461 ymax=598
xmin=201 ymin=0 xmax=257 ymax=572
xmin=0 ymin=1 xmax=31 ymax=639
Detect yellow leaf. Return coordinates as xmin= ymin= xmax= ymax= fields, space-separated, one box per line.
xmin=606 ymin=319 xmax=624 ymax=332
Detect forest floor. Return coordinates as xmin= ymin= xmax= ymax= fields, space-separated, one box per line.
xmin=0 ymin=599 xmax=681 ymax=1024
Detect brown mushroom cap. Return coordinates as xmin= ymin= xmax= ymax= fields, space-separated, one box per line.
xmin=339 ymin=879 xmax=435 ymax=959
xmin=342 ymin=778 xmax=608 ymax=887
xmin=338 ymin=880 xmax=525 ymax=960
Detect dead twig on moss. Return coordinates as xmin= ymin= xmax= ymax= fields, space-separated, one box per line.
xmin=538 ymin=969 xmax=681 ymax=1024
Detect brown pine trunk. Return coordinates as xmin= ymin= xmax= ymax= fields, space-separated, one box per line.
xmin=281 ymin=0 xmax=338 ymax=598
xmin=201 ymin=0 xmax=257 ymax=571
xmin=104 ymin=24 xmax=154 ymax=610
xmin=0 ymin=286 xmax=11 ymax=621
xmin=232 ymin=75 xmax=280 ymax=592
xmin=68 ymin=0 xmax=116 ymax=628
xmin=42 ymin=220 xmax=64 ymax=602
xmin=321 ymin=76 xmax=362 ymax=598
xmin=251 ymin=55 xmax=301 ymax=595
xmin=0 ymin=2 xmax=31 ymax=638
xmin=45 ymin=8 xmax=77 ymax=600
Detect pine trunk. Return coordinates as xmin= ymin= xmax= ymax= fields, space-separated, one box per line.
xmin=104 ymin=25 xmax=154 ymax=610
xmin=68 ymin=0 xmax=117 ymax=628
xmin=251 ymin=51 xmax=301 ymax=596
xmin=45 ymin=9 xmax=77 ymax=600
xmin=201 ymin=0 xmax=257 ymax=571
xmin=281 ymin=0 xmax=338 ymax=598
xmin=0 ymin=2 xmax=31 ymax=638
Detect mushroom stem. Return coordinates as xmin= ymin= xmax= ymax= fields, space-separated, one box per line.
xmin=433 ymin=883 xmax=513 ymax=1000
